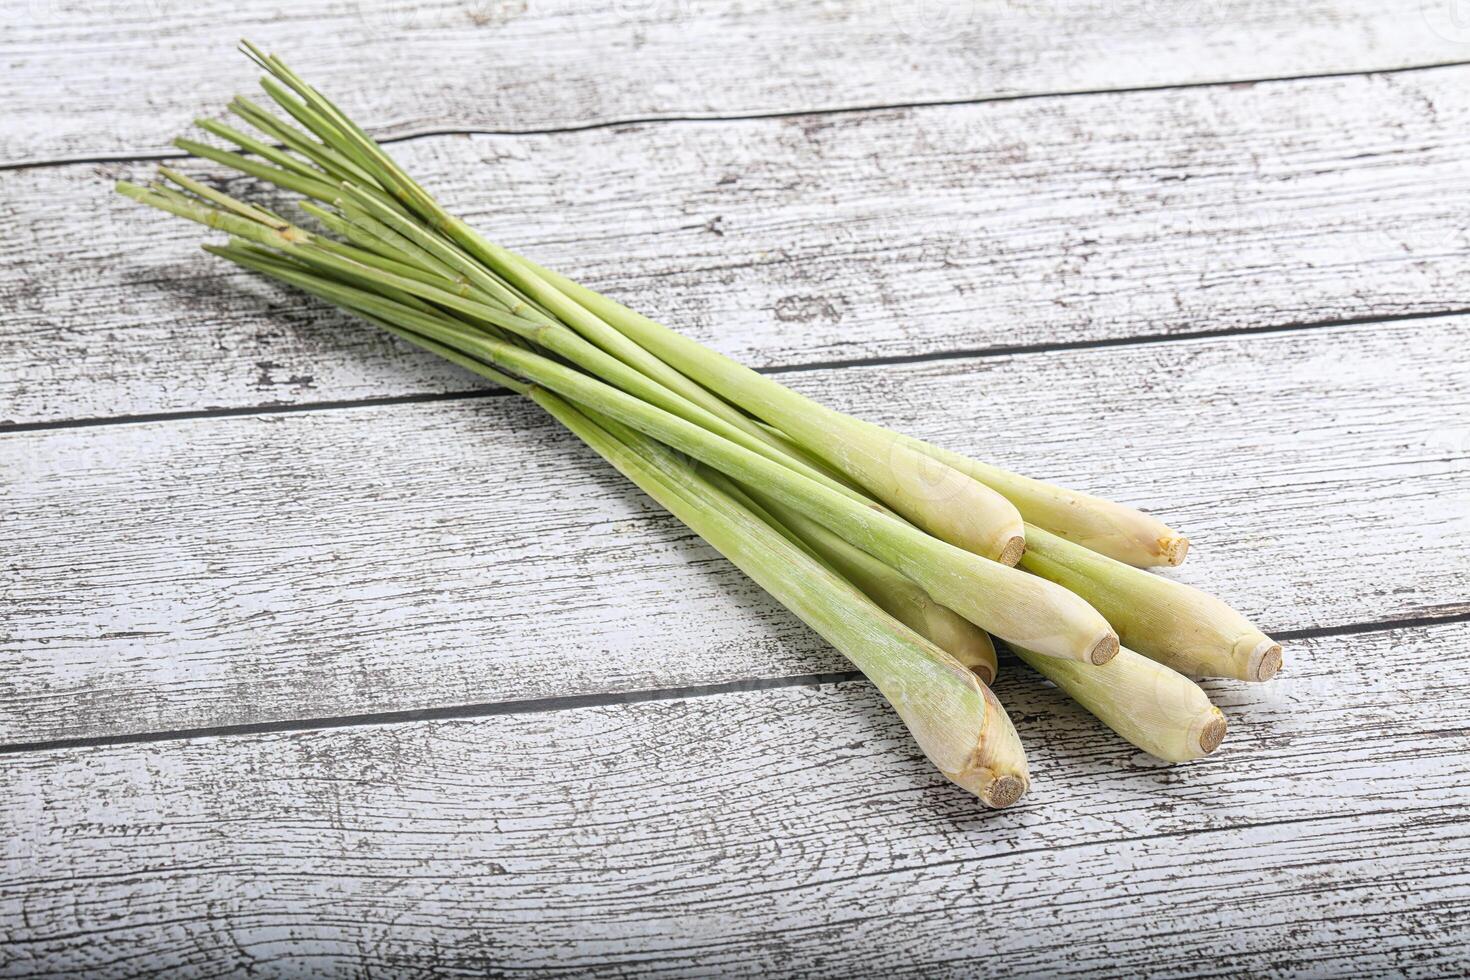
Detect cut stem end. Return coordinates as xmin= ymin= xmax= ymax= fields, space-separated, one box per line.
xmin=1159 ymin=535 xmax=1190 ymax=567
xmin=1089 ymin=633 xmax=1120 ymax=666
xmin=1250 ymin=641 xmax=1284 ymax=682
xmin=998 ymin=534 xmax=1026 ymax=567
xmin=983 ymin=774 xmax=1028 ymax=809
xmin=1193 ymin=709 xmax=1229 ymax=756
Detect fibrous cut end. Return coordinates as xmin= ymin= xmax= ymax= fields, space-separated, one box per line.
xmin=1250 ymin=641 xmax=1284 ymax=682
xmin=1194 ymin=709 xmax=1229 ymax=756
xmin=984 ymin=774 xmax=1028 ymax=808
xmin=998 ymin=534 xmax=1026 ymax=567
xmin=1158 ymin=534 xmax=1190 ymax=567
xmin=1089 ymin=633 xmax=1120 ymax=666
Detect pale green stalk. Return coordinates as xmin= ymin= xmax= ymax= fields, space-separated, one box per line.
xmin=231 ymin=271 xmax=1031 ymax=801
xmin=509 ymin=261 xmax=1029 ymax=566
xmin=235 ymin=46 xmax=785 ymax=444
xmin=1020 ymin=525 xmax=1282 ymax=681
xmin=194 ymin=117 xmax=327 ymax=182
xmin=743 ymin=489 xmax=998 ymax=684
xmin=536 ymin=393 xmax=1030 ymax=806
xmin=300 ymin=201 xmax=451 ymax=280
xmin=155 ymin=166 xmax=287 ymax=227
xmin=146 ymin=150 xmax=863 ymax=515
xmin=526 ymin=262 xmax=1194 ymax=570
xmin=179 ymin=238 xmax=1116 ymax=666
xmin=172 ymin=138 xmax=339 ymax=201
xmin=1014 ymin=645 xmax=1227 ymax=762
xmin=231 ymin=47 xmax=1024 ymax=567
xmin=229 ymin=95 xmax=373 ymax=185
xmin=117 ymin=178 xmax=880 ymax=516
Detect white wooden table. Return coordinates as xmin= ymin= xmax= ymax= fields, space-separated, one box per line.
xmin=4 ymin=2 xmax=1470 ymax=974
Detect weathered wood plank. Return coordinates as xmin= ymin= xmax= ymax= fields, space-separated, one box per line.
xmin=5 ymin=0 xmax=1467 ymax=165
xmin=7 ymin=67 xmax=1470 ymax=425
xmin=4 ymin=320 xmax=1466 ymax=744
xmin=2 ymin=621 xmax=1467 ymax=977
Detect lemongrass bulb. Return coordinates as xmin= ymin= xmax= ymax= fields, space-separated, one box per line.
xmin=1020 ymin=525 xmax=1282 ymax=682
xmin=912 ymin=599 xmax=998 ymax=686
xmin=750 ymin=489 xmax=998 ymax=683
xmin=810 ymin=417 xmax=1027 ymax=566
xmin=1016 ymin=644 xmax=1227 ymax=762
xmin=861 ymin=631 xmax=1029 ymax=806
xmin=946 ymin=684 xmax=1030 ymax=804
xmin=905 ymin=440 xmax=1188 ymax=568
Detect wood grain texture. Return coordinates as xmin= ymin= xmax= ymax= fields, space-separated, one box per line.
xmin=5 ymin=0 xmax=1469 ymax=165
xmin=3 ymin=620 xmax=1467 ymax=976
xmin=6 ymin=4 xmax=1470 ymax=972
xmin=8 ymin=66 xmax=1470 ymax=425
xmin=4 ymin=319 xmax=1467 ymax=744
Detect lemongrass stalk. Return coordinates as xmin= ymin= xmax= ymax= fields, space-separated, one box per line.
xmin=304 ymin=173 xmax=825 ymax=479
xmin=300 ymin=201 xmax=450 ymax=280
xmin=232 ymin=48 xmax=1024 ymax=567
xmin=495 ymin=254 xmax=1026 ymax=566
xmin=156 ymin=166 xmax=287 ymax=227
xmin=239 ymin=41 xmax=435 ymax=217
xmin=228 ymin=96 xmax=360 ymax=183
xmin=210 ymin=56 xmax=1001 ymax=570
xmin=537 ymin=391 xmax=1029 ymax=805
xmin=275 ymin=238 xmax=897 ymax=508
xmin=230 ymin=91 xmax=378 ymax=188
xmin=138 ymin=173 xmax=874 ymax=527
xmin=307 ymin=231 xmax=458 ymax=294
xmin=187 ymin=239 xmax=1117 ymax=665
xmin=119 ymin=177 xmax=889 ymax=516
xmin=257 ymin=81 xmax=380 ymax=184
xmin=1020 ymin=524 xmax=1282 ymax=681
xmin=745 ymin=489 xmax=998 ymax=684
xmin=315 ymin=294 xmax=1029 ymax=800
xmin=323 ymin=172 xmax=806 ymax=460
xmin=368 ymin=318 xmax=530 ymax=389
xmin=195 ymin=118 xmax=327 ymax=182
xmin=117 ymin=180 xmax=308 ymax=244
xmin=131 ymin=181 xmax=435 ymax=318
xmin=172 ymin=137 xmax=340 ymax=202
xmin=242 ymin=48 xmax=756 ymax=424
xmin=524 ymin=263 xmax=1189 ymax=568
xmin=1013 ymin=645 xmax=1226 ymax=762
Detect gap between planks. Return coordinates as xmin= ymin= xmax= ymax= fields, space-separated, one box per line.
xmin=4 ymin=57 xmax=1469 ymax=174
xmin=4 ymin=610 xmax=1467 ymax=758
xmin=4 ymin=619 xmax=1468 ymax=976
xmin=7 ymin=307 xmax=1470 ymax=435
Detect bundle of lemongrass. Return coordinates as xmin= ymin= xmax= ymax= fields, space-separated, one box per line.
xmin=117 ymin=43 xmax=1281 ymax=807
